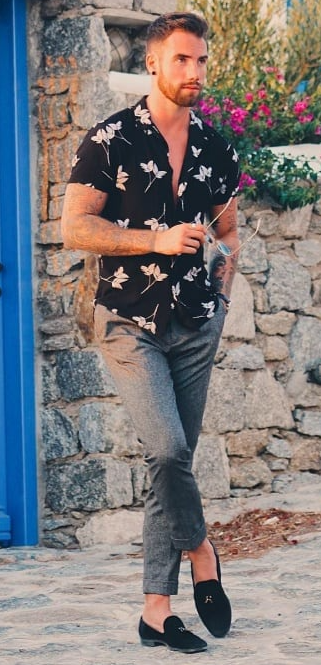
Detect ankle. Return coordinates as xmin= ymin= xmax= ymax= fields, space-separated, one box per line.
xmin=143 ymin=594 xmax=172 ymax=632
xmin=188 ymin=539 xmax=218 ymax=584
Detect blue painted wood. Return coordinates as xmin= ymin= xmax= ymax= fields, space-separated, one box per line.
xmin=0 ymin=0 xmax=38 ymax=545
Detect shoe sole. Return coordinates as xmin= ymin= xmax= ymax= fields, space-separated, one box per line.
xmin=140 ymin=638 xmax=207 ymax=653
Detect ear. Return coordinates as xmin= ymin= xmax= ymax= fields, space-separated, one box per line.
xmin=146 ymin=51 xmax=158 ymax=76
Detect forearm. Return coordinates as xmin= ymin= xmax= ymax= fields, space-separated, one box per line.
xmin=209 ymin=250 xmax=238 ymax=298
xmin=61 ymin=213 xmax=157 ymax=256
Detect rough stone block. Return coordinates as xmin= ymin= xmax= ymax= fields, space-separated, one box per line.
xmin=42 ymin=334 xmax=75 ymax=351
xmin=48 ymin=130 xmax=85 ymax=185
xmin=289 ymin=316 xmax=321 ymax=371
xmin=219 ymin=344 xmax=265 ymax=370
xmin=48 ymin=197 xmax=64 ymax=221
xmin=245 ymin=370 xmax=294 ymax=429
xmin=37 ymin=221 xmax=63 ymax=244
xmin=141 ymin=0 xmax=176 ymax=13
xmin=238 ymin=235 xmax=268 ymax=274
xmin=230 ymin=458 xmax=272 ymax=489
xmin=265 ymin=436 xmax=292 ymax=459
xmin=56 ymin=349 xmax=117 ymax=400
xmin=46 ymin=249 xmax=85 ymax=277
xmin=79 ymin=401 xmax=140 ymax=455
xmin=132 ymin=461 xmax=150 ymax=503
xmin=294 ymin=240 xmax=321 ymax=267
xmin=290 ymin=437 xmax=321 ymax=471
xmin=255 ymin=311 xmax=296 ymax=336
xmin=76 ymin=508 xmax=144 ymax=549
xmin=263 ymin=336 xmax=289 ymax=361
xmin=43 ymin=17 xmax=110 ymax=75
xmin=46 ymin=457 xmax=133 ymax=513
xmin=41 ymin=408 xmax=79 ymax=460
xmin=42 ymin=363 xmax=61 ymax=404
xmin=222 ymin=273 xmax=255 ymax=340
xmin=286 ymin=370 xmax=321 ymax=408
xmin=40 ymin=317 xmax=73 ymax=335
xmin=310 ymin=212 xmax=321 ymax=233
xmin=279 ymin=204 xmax=313 ymax=239
xmin=250 ymin=209 xmax=279 ymax=236
xmin=70 ymin=76 xmax=122 ymax=129
xmin=226 ymin=429 xmax=268 ymax=457
xmin=294 ymin=409 xmax=321 ymax=436
xmin=37 ymin=279 xmax=64 ymax=318
xmin=203 ymin=369 xmax=245 ymax=434
xmin=266 ymin=255 xmax=311 ymax=312
xmin=193 ymin=434 xmax=230 ymax=499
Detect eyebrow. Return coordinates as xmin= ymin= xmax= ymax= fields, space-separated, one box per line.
xmin=175 ymin=53 xmax=208 ymax=60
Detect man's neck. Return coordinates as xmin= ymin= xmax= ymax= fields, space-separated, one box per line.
xmin=146 ymin=92 xmax=190 ymax=135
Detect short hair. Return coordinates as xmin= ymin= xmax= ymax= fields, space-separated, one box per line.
xmin=146 ymin=12 xmax=208 ymax=49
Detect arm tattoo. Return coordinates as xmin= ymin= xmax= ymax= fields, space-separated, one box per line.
xmin=61 ymin=184 xmax=157 ymax=256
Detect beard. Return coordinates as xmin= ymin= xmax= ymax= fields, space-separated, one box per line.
xmin=157 ymin=71 xmax=202 ymax=107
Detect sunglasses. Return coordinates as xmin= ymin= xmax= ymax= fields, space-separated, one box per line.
xmin=204 ymin=197 xmax=261 ymax=257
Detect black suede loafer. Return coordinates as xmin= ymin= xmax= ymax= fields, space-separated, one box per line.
xmin=139 ymin=615 xmax=207 ymax=653
xmin=192 ymin=543 xmax=232 ymax=638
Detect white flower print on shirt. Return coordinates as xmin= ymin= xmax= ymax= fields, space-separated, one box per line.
xmin=172 ymin=283 xmax=181 ymax=300
xmin=91 ymin=121 xmax=131 ymax=165
xmin=133 ymin=304 xmax=159 ymax=335
xmin=116 ymin=165 xmax=129 ymax=191
xmin=214 ymin=176 xmax=228 ymax=195
xmin=201 ymin=301 xmax=216 ymax=318
xmin=72 ymin=155 xmax=80 ymax=168
xmin=115 ymin=218 xmax=130 ymax=228
xmin=194 ymin=165 xmax=213 ymax=195
xmin=140 ymin=263 xmax=168 ymax=294
xmin=178 ymin=182 xmax=187 ymax=198
xmin=100 ymin=266 xmax=129 ymax=289
xmin=140 ymin=160 xmax=167 ymax=193
xmin=183 ymin=266 xmax=202 ymax=282
xmin=144 ymin=204 xmax=168 ymax=231
xmin=144 ymin=218 xmax=169 ymax=231
xmin=192 ymin=145 xmax=202 ymax=158
xmin=190 ymin=111 xmax=203 ymax=130
xmin=134 ymin=105 xmax=152 ymax=125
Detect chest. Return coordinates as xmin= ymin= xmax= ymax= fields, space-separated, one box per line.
xmin=166 ymin=134 xmax=188 ymax=203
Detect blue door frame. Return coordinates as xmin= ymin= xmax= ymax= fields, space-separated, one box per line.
xmin=0 ymin=0 xmax=38 ymax=545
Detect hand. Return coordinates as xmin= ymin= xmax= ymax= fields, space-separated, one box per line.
xmin=154 ymin=223 xmax=206 ymax=256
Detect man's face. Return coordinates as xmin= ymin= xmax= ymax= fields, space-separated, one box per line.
xmin=151 ymin=30 xmax=208 ymax=107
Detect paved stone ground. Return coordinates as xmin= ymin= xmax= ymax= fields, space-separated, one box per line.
xmin=1 ymin=479 xmax=321 ymax=665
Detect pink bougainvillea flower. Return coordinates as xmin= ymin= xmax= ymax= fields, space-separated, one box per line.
xmin=266 ymin=118 xmax=274 ymax=127
xmin=223 ymin=97 xmax=235 ymax=112
xmin=245 ymin=92 xmax=254 ymax=103
xmin=298 ymin=113 xmax=314 ymax=123
xmin=239 ymin=172 xmax=256 ymax=190
xmin=257 ymin=88 xmax=267 ymax=99
xmin=231 ymin=107 xmax=249 ymax=123
xmin=293 ymin=97 xmax=310 ymax=115
xmin=258 ymin=104 xmax=272 ymax=116
xmin=315 ymin=125 xmax=321 ymax=135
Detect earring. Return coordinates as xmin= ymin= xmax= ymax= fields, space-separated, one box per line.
xmin=151 ymin=71 xmax=156 ymax=75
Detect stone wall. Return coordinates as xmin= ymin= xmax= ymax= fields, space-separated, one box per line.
xmin=28 ymin=1 xmax=321 ymax=549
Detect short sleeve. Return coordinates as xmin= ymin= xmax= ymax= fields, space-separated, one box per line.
xmin=211 ymin=139 xmax=240 ymax=206
xmin=68 ymin=123 xmax=117 ymax=194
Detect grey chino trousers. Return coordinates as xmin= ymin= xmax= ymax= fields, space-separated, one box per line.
xmin=94 ymin=302 xmax=226 ymax=595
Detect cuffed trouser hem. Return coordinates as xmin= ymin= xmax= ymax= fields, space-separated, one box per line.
xmin=171 ymin=522 xmax=207 ymax=552
xmin=143 ymin=579 xmax=179 ymax=595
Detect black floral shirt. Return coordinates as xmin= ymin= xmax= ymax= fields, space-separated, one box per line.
xmin=68 ymin=96 xmax=240 ymax=336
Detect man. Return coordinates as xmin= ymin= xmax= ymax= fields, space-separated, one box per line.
xmin=61 ymin=11 xmax=240 ymax=654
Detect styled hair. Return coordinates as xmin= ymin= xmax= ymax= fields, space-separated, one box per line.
xmin=146 ymin=12 xmax=208 ymax=48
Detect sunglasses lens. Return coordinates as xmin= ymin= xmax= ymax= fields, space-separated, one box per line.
xmin=217 ymin=242 xmax=232 ymax=256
